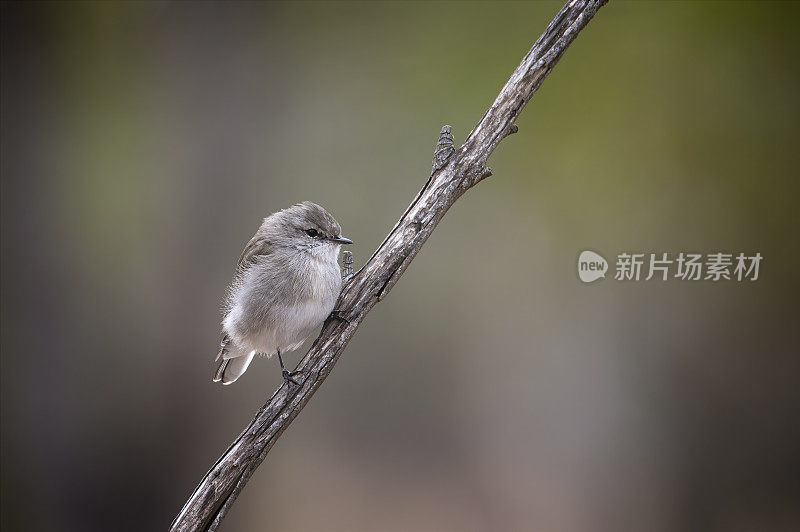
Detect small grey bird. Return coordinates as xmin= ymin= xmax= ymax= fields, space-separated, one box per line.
xmin=213 ymin=202 xmax=352 ymax=385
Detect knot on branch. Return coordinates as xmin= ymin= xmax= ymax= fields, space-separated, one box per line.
xmin=504 ymin=123 xmax=519 ymax=139
xmin=431 ymin=125 xmax=455 ymax=175
xmin=461 ymin=163 xmax=493 ymax=189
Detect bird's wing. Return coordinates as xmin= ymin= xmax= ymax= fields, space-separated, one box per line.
xmin=236 ymin=233 xmax=272 ymax=270
xmin=214 ymin=233 xmax=271 ymax=347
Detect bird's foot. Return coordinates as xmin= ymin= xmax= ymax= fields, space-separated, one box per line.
xmin=329 ymin=309 xmax=351 ymax=324
xmin=282 ymin=369 xmax=301 ymax=386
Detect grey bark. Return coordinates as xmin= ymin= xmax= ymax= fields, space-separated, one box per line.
xmin=170 ymin=1 xmax=608 ymax=529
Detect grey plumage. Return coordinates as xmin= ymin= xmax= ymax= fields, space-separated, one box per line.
xmin=213 ymin=202 xmax=351 ymax=385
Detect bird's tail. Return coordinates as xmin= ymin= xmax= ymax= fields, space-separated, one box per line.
xmin=213 ymin=351 xmax=255 ymax=385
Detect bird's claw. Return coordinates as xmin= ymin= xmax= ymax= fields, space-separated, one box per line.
xmin=330 ymin=309 xmax=351 ymax=324
xmin=282 ymin=369 xmax=301 ymax=386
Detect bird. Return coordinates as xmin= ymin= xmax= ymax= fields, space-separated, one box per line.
xmin=213 ymin=201 xmax=352 ymax=385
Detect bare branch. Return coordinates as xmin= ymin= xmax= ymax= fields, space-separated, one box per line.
xmin=170 ymin=1 xmax=607 ymax=530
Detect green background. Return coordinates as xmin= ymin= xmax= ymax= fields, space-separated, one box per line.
xmin=2 ymin=1 xmax=799 ymax=530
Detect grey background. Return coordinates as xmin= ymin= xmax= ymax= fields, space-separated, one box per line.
xmin=2 ymin=2 xmax=799 ymax=531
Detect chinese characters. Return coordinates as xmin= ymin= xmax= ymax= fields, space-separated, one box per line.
xmin=613 ymin=252 xmax=762 ymax=281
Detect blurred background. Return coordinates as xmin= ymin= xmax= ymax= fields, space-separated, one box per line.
xmin=2 ymin=1 xmax=799 ymax=531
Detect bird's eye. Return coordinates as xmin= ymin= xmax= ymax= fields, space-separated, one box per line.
xmin=305 ymin=229 xmax=319 ymax=237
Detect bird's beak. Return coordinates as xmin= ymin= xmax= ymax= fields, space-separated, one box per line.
xmin=331 ymin=236 xmax=353 ymax=245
